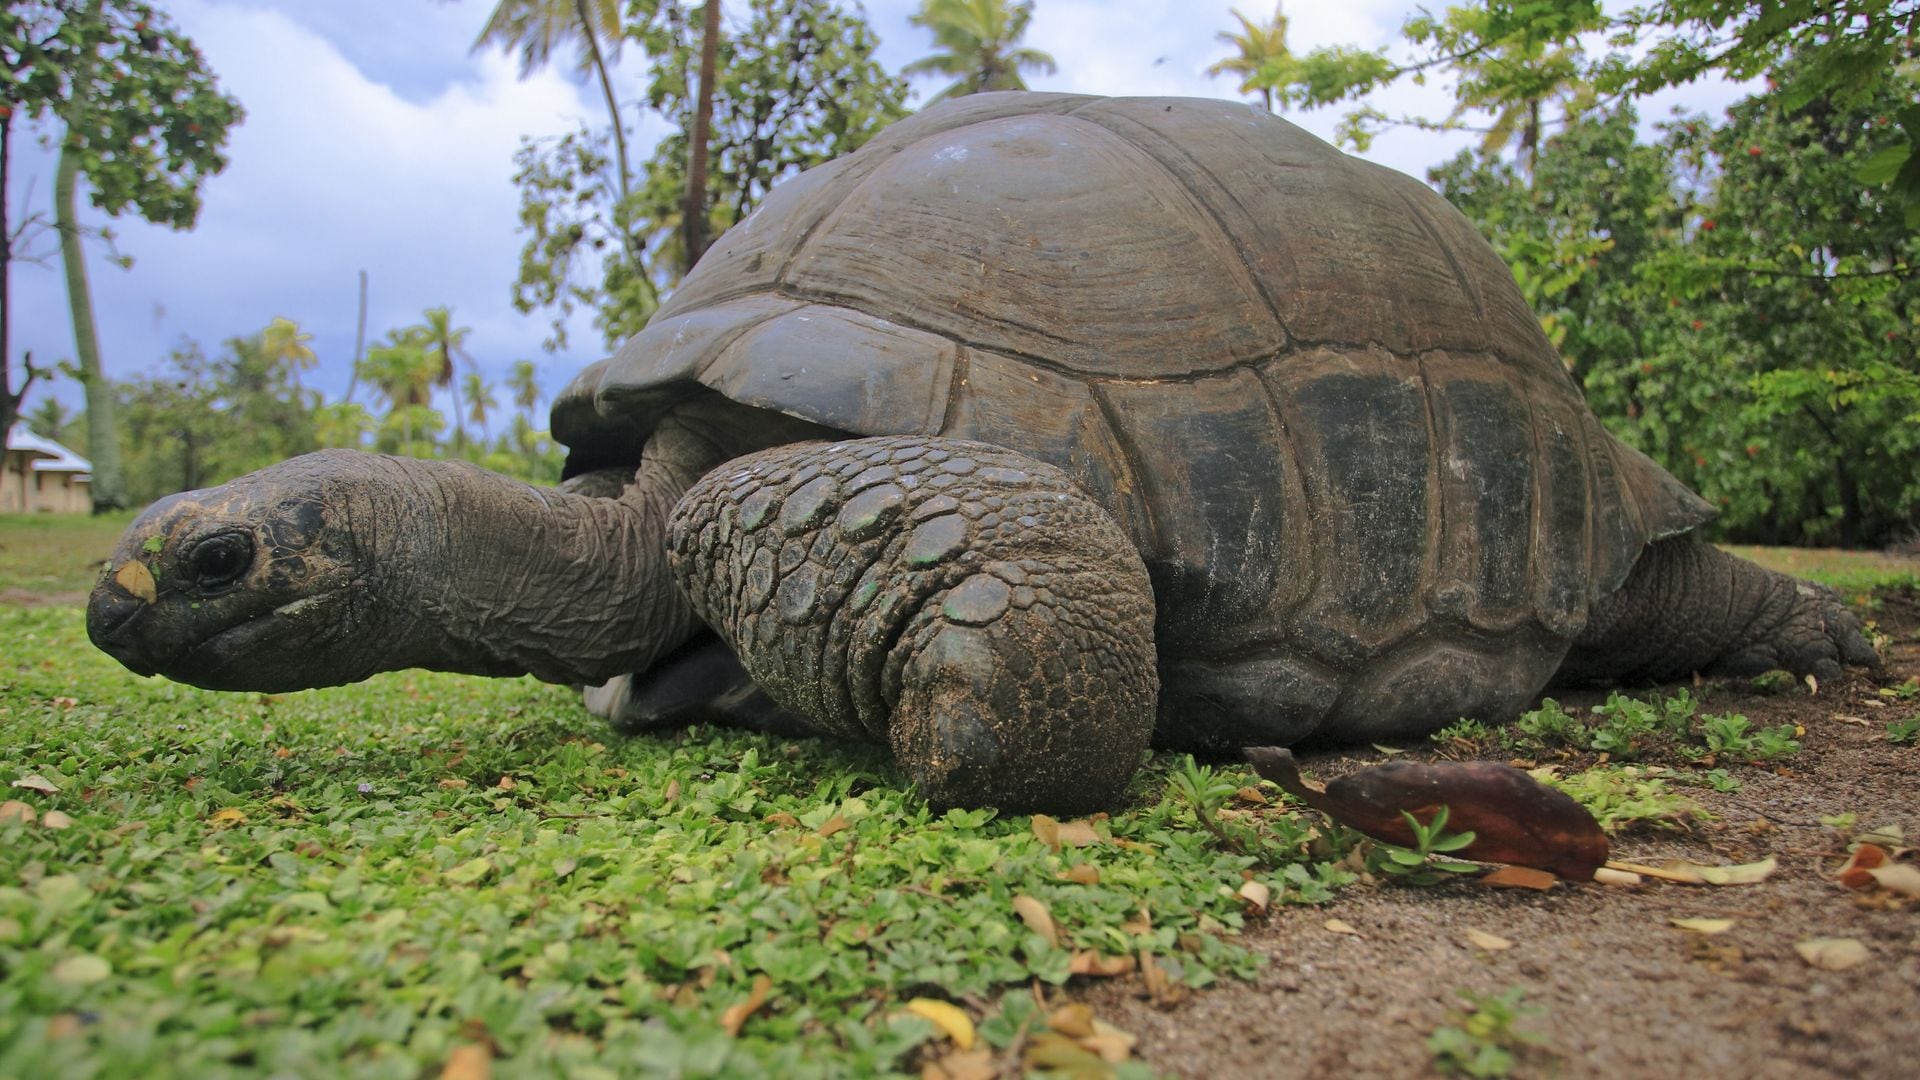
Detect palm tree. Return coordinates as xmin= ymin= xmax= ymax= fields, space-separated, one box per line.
xmin=474 ymin=0 xmax=642 ymax=271
xmin=259 ymin=316 xmax=318 ymax=397
xmin=420 ymin=307 xmax=473 ymax=446
xmin=903 ymin=0 xmax=1057 ymax=101
xmin=463 ymin=371 xmax=500 ymax=447
xmin=356 ymin=331 xmax=440 ymax=451
xmin=25 ymin=397 xmax=72 ymax=441
xmin=683 ymin=0 xmax=722 ymax=272
xmin=508 ymin=359 xmax=542 ymax=425
xmin=1206 ymin=5 xmax=1291 ymax=113
xmin=312 ymin=401 xmax=373 ymax=450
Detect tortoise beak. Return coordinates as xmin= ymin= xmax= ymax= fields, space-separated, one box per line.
xmin=87 ymin=579 xmax=158 ymax=676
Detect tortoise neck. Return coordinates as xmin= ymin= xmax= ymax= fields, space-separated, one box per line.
xmin=365 ymin=456 xmax=700 ymax=686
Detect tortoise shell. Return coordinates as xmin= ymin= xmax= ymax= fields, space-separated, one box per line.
xmin=554 ymin=92 xmax=1710 ymax=703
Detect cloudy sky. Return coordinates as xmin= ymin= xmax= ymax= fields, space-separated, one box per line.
xmin=11 ymin=0 xmax=1750 ymax=419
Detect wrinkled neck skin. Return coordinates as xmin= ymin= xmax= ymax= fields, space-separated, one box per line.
xmin=363 ymin=453 xmax=701 ymax=687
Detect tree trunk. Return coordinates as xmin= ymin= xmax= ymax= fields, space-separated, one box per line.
xmin=346 ymin=269 xmax=368 ymax=405
xmin=576 ymin=0 xmax=646 ymax=281
xmin=683 ymin=0 xmax=722 ymax=274
xmin=57 ymin=140 xmax=126 ymax=511
xmin=0 ymin=113 xmax=28 ymax=438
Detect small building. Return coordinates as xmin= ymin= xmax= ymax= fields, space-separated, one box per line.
xmin=4 ymin=424 xmax=93 ymax=514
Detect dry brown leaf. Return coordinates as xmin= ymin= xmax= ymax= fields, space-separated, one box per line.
xmin=816 ymin=815 xmax=851 ymax=838
xmin=1140 ymin=949 xmax=1168 ymax=998
xmin=1024 ymin=1031 xmax=1112 ymax=1072
xmin=922 ymin=1049 xmax=996 ymax=1080
xmin=437 ymin=778 xmax=469 ymax=790
xmin=1084 ymin=1020 xmax=1138 ymax=1064
xmin=1031 ymin=814 xmax=1062 ymax=849
xmin=1324 ymin=918 xmax=1362 ymax=937
xmin=1670 ymin=917 xmax=1736 ymax=934
xmin=1835 ymin=843 xmax=1889 ymax=889
xmin=1465 ymin=928 xmax=1512 ymax=951
xmin=764 ymin=811 xmax=801 ymax=828
xmin=720 ymin=974 xmax=773 ymax=1037
xmin=207 ymin=808 xmax=247 ymax=828
xmin=1244 ymin=747 xmax=1608 ymax=880
xmin=40 ymin=809 xmax=73 ymax=830
xmin=1233 ymin=786 xmax=1269 ymax=806
xmin=1796 ymin=938 xmax=1869 ymax=971
xmin=1048 ymin=1003 xmax=1096 ymax=1038
xmin=1237 ymin=880 xmax=1271 ymax=914
xmin=496 ymin=775 xmax=516 ymax=791
xmin=1055 ymin=819 xmax=1102 ymax=847
xmin=904 ymin=998 xmax=975 ymax=1050
xmin=1865 ymin=864 xmax=1920 ymax=898
xmin=45 ymin=1014 xmax=83 ymax=1040
xmin=12 ymin=775 xmax=58 ymax=794
xmin=1068 ymin=951 xmax=1136 ymax=978
xmin=113 ymin=560 xmax=157 ymax=603
xmin=1012 ymin=894 xmax=1058 ymax=946
xmin=1607 ymin=856 xmax=1777 ymax=886
xmin=1058 ymin=863 xmax=1100 ymax=885
xmin=1121 ymin=908 xmax=1152 ymax=936
xmin=439 ymin=1043 xmax=493 ymax=1080
xmin=1480 ymin=865 xmax=1560 ymax=891
xmin=0 ymin=800 xmax=35 ymax=825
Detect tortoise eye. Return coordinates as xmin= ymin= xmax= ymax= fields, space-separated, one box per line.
xmin=189 ymin=532 xmax=253 ymax=590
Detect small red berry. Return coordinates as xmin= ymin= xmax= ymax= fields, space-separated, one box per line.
xmin=1748 ymin=146 xmax=1762 ymax=157
xmin=1691 ymin=319 xmax=1705 ymax=330
xmin=1701 ymin=219 xmax=1716 ymax=230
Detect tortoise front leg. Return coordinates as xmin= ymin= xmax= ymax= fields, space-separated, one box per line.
xmin=667 ymin=437 xmax=1158 ymax=811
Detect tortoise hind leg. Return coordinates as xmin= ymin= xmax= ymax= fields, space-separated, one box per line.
xmin=1556 ymin=536 xmax=1879 ymax=685
xmin=667 ymin=436 xmax=1159 ymax=811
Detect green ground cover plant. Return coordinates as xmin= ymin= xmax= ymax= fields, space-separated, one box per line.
xmin=0 ymin=602 xmax=1343 ymax=1077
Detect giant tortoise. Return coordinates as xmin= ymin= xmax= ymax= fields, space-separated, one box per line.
xmin=87 ymin=93 xmax=1875 ymax=811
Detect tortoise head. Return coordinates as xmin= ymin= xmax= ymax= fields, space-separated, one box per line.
xmin=87 ymin=451 xmax=380 ymax=693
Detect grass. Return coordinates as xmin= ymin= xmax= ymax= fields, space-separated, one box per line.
xmin=1723 ymin=543 xmax=1920 ymax=599
xmin=0 ymin=512 xmax=129 ymax=596
xmin=0 ymin=600 xmax=1352 ymax=1078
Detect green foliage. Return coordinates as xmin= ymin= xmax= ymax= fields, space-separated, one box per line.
xmin=1542 ymin=765 xmax=1706 ymax=832
xmin=1442 ymin=690 xmax=1802 ymax=770
xmin=0 ymin=602 xmax=1358 ymax=1074
xmin=903 ymin=0 xmax=1057 ymax=100
xmin=511 ymin=0 xmax=907 ymax=351
xmin=1365 ymin=806 xmax=1481 ymax=886
xmin=116 ymin=336 xmax=317 ymax=504
xmin=1427 ymin=986 xmax=1546 ymax=1078
xmin=1885 ymin=717 xmax=1920 ymax=744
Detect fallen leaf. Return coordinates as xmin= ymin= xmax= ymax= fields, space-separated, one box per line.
xmin=1245 ymin=747 xmax=1608 ymax=880
xmin=51 ymin=954 xmax=111 ymax=986
xmin=444 ymin=857 xmax=493 ymax=885
xmin=0 ymin=800 xmax=35 ymax=825
xmin=207 ymin=808 xmax=247 ymax=828
xmin=1796 ymin=937 xmax=1869 ymax=971
xmin=1480 ymin=865 xmax=1559 ymax=891
xmin=1083 ymin=1020 xmax=1138 ymax=1064
xmin=1592 ymin=867 xmax=1643 ymax=887
xmin=1139 ymin=949 xmax=1168 ymax=998
xmin=12 ymin=775 xmax=59 ymax=794
xmin=1865 ymin=864 xmax=1920 ymax=898
xmin=1031 ymin=813 xmax=1061 ymax=849
xmin=440 ymin=1043 xmax=492 ymax=1080
xmin=41 ymin=809 xmax=73 ymax=830
xmin=1012 ymin=894 xmax=1058 ymax=946
xmin=1121 ymin=908 xmax=1152 ymax=936
xmin=45 ymin=1014 xmax=82 ymax=1040
xmin=113 ymin=560 xmax=156 ymax=603
xmin=1804 ymin=674 xmax=1819 ymax=695
xmin=1058 ymin=863 xmax=1100 ymax=885
xmin=1068 ymin=951 xmax=1136 ymax=977
xmin=1671 ymin=917 xmax=1736 ymax=934
xmin=1606 ymin=857 xmax=1777 ymax=886
xmin=720 ymin=974 xmax=773 ymax=1037
xmin=1835 ymin=844 xmax=1889 ymax=889
xmin=1024 ymin=1032 xmax=1113 ymax=1072
xmin=1464 ymin=928 xmax=1512 ymax=951
xmin=816 ymin=815 xmax=850 ymax=838
xmin=1048 ymin=1003 xmax=1096 ymax=1038
xmin=904 ymin=997 xmax=975 ymax=1050
xmin=764 ymin=811 xmax=801 ymax=828
xmin=437 ymin=778 xmax=469 ymax=790
xmin=496 ymin=775 xmax=516 ymax=791
xmin=663 ymin=779 xmax=680 ymax=802
xmin=1233 ymin=785 xmax=1270 ymax=805
xmin=1324 ymin=918 xmax=1362 ymax=937
xmin=1857 ymin=823 xmax=1905 ymax=848
xmin=1055 ymin=819 xmax=1101 ymax=847
xmin=923 ymin=1049 xmax=996 ymax=1080
xmin=1237 ymin=880 xmax=1271 ymax=914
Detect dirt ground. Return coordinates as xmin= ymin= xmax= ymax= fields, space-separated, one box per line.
xmin=1080 ymin=592 xmax=1920 ymax=1079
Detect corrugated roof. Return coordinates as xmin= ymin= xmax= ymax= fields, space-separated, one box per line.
xmin=6 ymin=424 xmax=93 ymax=475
